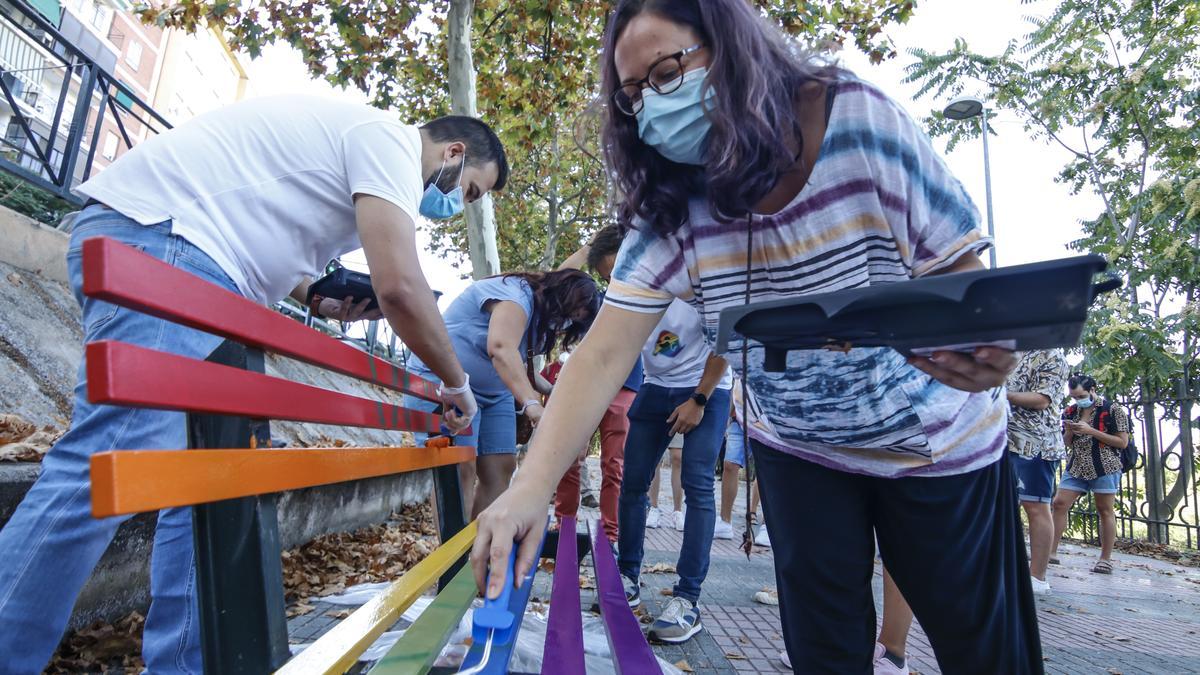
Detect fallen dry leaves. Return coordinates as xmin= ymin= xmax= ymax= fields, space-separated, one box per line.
xmin=675 ymin=659 xmax=694 ymax=672
xmin=642 ymin=562 xmax=676 ymax=574
xmin=282 ymin=503 xmax=438 ymax=605
xmin=0 ymin=414 xmax=61 ymax=463
xmin=45 ymin=611 xmax=146 ymax=674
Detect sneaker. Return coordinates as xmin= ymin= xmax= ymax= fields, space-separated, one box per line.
xmin=648 ymin=596 xmax=703 ymax=643
xmin=752 ymin=588 xmax=779 ymax=606
xmin=1030 ymin=575 xmax=1052 ymax=596
xmin=873 ymin=642 xmax=908 ymax=675
xmin=754 ymin=526 xmax=771 ymax=548
xmin=672 ymin=509 xmax=686 ymax=532
xmin=714 ymin=519 xmax=734 ymax=540
xmin=780 ymin=650 xmax=792 ymax=669
xmin=581 ymin=492 xmax=600 ymax=509
xmin=623 ymin=574 xmax=640 ymax=608
xmin=646 ymin=506 xmax=662 ymax=529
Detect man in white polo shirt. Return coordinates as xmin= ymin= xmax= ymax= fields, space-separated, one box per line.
xmin=0 ymin=94 xmax=505 ymax=672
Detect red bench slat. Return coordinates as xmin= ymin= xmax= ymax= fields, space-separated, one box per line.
xmin=87 ymin=341 xmax=441 ymax=433
xmin=81 ymin=236 xmax=440 ymax=402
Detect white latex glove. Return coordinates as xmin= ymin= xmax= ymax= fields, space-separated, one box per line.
xmin=439 ymin=375 xmax=477 ymax=435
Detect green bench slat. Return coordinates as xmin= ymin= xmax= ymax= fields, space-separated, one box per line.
xmin=368 ymin=565 xmax=478 ymax=675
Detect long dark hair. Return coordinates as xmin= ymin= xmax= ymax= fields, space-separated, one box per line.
xmin=600 ymin=0 xmax=841 ymax=236
xmin=499 ymin=269 xmax=600 ymax=358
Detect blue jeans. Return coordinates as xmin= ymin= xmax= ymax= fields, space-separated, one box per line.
xmin=0 ymin=206 xmax=236 ymax=673
xmin=618 ymin=384 xmax=730 ymax=602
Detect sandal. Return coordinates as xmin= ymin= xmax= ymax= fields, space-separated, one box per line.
xmin=1092 ymin=559 xmax=1114 ymax=574
xmin=1048 ymin=557 xmax=1061 ymax=565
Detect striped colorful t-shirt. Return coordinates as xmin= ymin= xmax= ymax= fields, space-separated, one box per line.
xmin=606 ymin=78 xmax=1005 ymax=478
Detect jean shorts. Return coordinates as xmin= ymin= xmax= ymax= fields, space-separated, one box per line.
xmin=403 ymin=373 xmax=517 ymax=456
xmin=1009 ymin=453 xmax=1058 ymax=503
xmin=724 ymin=420 xmax=747 ymax=467
xmin=1059 ymin=470 xmax=1122 ymax=495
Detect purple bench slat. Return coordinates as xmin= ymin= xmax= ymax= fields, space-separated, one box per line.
xmin=542 ymin=517 xmax=586 ymax=674
xmin=592 ymin=520 xmax=662 ymax=674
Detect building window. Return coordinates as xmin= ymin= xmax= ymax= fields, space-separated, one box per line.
xmin=91 ymin=4 xmax=111 ymax=31
xmin=125 ymin=41 xmax=142 ymax=70
xmin=102 ymin=131 xmax=118 ymax=161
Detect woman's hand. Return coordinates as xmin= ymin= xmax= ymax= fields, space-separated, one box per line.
xmin=906 ymin=347 xmax=1017 ymax=393
xmin=316 ymin=295 xmax=384 ymax=322
xmin=523 ymin=401 xmax=544 ymax=427
xmin=471 ymin=484 xmax=553 ymax=598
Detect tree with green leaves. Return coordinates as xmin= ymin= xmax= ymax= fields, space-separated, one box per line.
xmin=905 ymin=0 xmax=1199 ymax=542
xmin=143 ymin=0 xmax=918 ymax=275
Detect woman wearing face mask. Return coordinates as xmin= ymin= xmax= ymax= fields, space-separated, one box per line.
xmin=405 ymin=269 xmax=600 ymax=518
xmin=472 ymin=1 xmax=1038 ymax=672
xmin=1051 ymin=374 xmax=1130 ymax=575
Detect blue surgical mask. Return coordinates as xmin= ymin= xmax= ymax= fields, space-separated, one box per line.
xmin=1075 ymin=397 xmax=1094 ymax=409
xmin=419 ymin=157 xmax=465 ymax=220
xmin=636 ymin=67 xmax=715 ymax=165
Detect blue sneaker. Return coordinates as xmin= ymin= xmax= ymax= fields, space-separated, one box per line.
xmin=648 ymin=596 xmax=702 ymax=643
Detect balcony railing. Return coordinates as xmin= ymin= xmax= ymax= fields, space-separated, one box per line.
xmin=0 ymin=0 xmax=169 ymax=208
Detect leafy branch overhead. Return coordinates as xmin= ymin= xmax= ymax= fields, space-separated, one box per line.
xmin=143 ymin=1 xmax=917 ymax=270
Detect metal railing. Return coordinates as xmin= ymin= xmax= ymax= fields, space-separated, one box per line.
xmin=0 ymin=0 xmax=169 ymax=207
xmin=1069 ymin=394 xmax=1200 ymax=549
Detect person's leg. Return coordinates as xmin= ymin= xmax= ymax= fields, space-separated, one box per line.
xmin=670 ymin=443 xmax=684 ymax=513
xmin=1050 ymin=486 xmax=1084 ymax=558
xmin=1094 ymin=492 xmax=1117 ymax=562
xmin=598 ymin=389 xmax=634 ymax=543
xmin=1011 ymin=455 xmax=1058 ymax=581
xmin=649 ymin=468 xmax=661 ymax=509
xmin=617 ymin=385 xmax=672 ymax=580
xmin=0 ymin=213 xmax=231 ymax=672
xmin=672 ymin=388 xmax=730 ymax=602
xmin=877 ymin=568 xmax=913 ymax=664
xmin=579 ymin=454 xmax=598 ymax=506
xmin=554 ymin=449 xmax=585 ymax=521
xmin=752 ymin=440 xmax=875 ymax=672
xmin=719 ymin=462 xmax=740 ymax=523
xmin=875 ymin=455 xmax=1043 ymax=674
xmin=1024 ymin=501 xmax=1054 ymax=580
xmin=469 ymin=391 xmax=518 ymax=517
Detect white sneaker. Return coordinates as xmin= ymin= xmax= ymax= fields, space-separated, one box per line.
xmin=873 ymin=642 xmax=908 ymax=675
xmin=646 ymin=506 xmax=661 ymax=529
xmin=753 ymin=588 xmax=779 ymax=606
xmin=672 ymin=509 xmax=686 ymax=531
xmin=780 ymin=650 xmax=791 ymax=669
xmin=1030 ymin=575 xmax=1052 ymax=596
xmin=754 ymin=526 xmax=771 ymax=548
xmin=714 ymin=519 xmax=734 ymax=540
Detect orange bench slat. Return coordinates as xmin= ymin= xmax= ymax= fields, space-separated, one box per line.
xmin=90 ymin=445 xmax=475 ymax=517
xmin=81 ymin=236 xmax=440 ymax=402
xmin=87 ymin=341 xmax=442 ymax=432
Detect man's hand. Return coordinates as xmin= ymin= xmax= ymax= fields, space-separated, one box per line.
xmin=315 ymin=295 xmax=384 ymax=323
xmin=439 ymin=377 xmax=477 ymax=435
xmin=1067 ymin=419 xmax=1094 ymax=436
xmin=906 ymin=347 xmax=1017 ymax=393
xmin=667 ymin=399 xmax=704 ymax=436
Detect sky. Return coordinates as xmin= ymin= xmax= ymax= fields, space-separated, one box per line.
xmin=241 ymin=0 xmax=1102 ymax=324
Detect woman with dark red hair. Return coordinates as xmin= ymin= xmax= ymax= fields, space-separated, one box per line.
xmin=406 ymin=269 xmax=600 ymax=517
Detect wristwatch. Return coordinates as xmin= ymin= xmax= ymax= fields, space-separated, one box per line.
xmin=690 ymin=392 xmax=708 ymax=407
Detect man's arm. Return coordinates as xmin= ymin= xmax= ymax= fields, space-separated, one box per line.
xmin=1008 ymin=391 xmax=1051 ymax=410
xmin=557 ymin=242 xmax=589 ymax=272
xmin=354 ymin=195 xmax=467 ymax=388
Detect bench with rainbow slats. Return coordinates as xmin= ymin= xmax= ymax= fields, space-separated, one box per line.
xmin=82 ymin=236 xmax=662 ymax=673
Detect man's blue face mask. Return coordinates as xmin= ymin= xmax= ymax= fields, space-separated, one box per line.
xmin=419 ymin=155 xmax=465 ymax=220
xmin=1074 ymin=397 xmax=1094 ymax=409
xmin=636 ymin=67 xmax=714 ymax=165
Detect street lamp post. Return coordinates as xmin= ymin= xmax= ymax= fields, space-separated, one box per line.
xmin=943 ymin=97 xmax=998 ymax=269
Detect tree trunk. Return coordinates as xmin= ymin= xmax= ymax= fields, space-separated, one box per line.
xmin=447 ymin=0 xmax=500 ymax=280
xmin=540 ymin=127 xmax=561 ymax=271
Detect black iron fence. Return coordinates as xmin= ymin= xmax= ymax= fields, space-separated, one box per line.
xmin=1069 ymin=395 xmax=1200 ymax=549
xmin=0 ymin=0 xmax=169 ymax=208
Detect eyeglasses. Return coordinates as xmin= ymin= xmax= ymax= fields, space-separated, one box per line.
xmin=611 ymin=44 xmax=704 ymax=117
